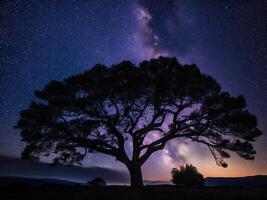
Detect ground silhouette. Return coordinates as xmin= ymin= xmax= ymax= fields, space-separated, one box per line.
xmin=1 ymin=184 xmax=267 ymax=200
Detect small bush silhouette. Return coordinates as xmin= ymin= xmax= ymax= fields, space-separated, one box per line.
xmin=87 ymin=177 xmax=106 ymax=187
xmin=171 ymin=164 xmax=204 ymax=187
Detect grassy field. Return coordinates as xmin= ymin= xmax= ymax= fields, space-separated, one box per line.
xmin=1 ymin=185 xmax=267 ymax=200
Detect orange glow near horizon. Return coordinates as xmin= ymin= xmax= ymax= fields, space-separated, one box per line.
xmin=142 ymin=146 xmax=267 ymax=181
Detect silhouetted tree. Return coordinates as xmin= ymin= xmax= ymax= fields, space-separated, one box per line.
xmin=87 ymin=177 xmax=106 ymax=186
xmin=171 ymin=164 xmax=204 ymax=187
xmin=16 ymin=57 xmax=262 ymax=188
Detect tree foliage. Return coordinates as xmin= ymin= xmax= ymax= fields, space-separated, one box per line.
xmin=171 ymin=164 xmax=204 ymax=186
xmin=16 ymin=57 xmax=262 ymax=187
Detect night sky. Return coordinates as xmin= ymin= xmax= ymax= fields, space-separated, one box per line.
xmin=0 ymin=0 xmax=267 ymax=181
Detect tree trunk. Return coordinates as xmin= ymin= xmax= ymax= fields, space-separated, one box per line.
xmin=128 ymin=164 xmax=143 ymax=188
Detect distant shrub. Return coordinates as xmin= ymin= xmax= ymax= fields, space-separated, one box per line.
xmin=171 ymin=164 xmax=204 ymax=187
xmin=87 ymin=177 xmax=106 ymax=187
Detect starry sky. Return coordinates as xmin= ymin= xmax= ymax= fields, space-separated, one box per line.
xmin=0 ymin=0 xmax=267 ymax=181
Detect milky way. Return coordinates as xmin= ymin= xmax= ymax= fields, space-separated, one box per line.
xmin=0 ymin=0 xmax=266 ymax=180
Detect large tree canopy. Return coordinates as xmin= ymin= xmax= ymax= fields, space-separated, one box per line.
xmin=16 ymin=57 xmax=262 ymax=187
